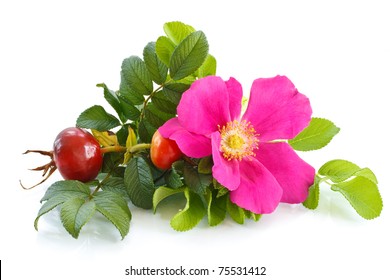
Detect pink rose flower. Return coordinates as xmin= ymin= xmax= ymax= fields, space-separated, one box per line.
xmin=159 ymin=75 xmax=315 ymax=214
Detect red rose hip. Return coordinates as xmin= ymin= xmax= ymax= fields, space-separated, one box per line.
xmin=150 ymin=130 xmax=182 ymax=170
xmin=53 ymin=127 xmax=103 ymax=182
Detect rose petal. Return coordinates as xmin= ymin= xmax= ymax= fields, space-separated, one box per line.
xmin=177 ymin=76 xmax=231 ymax=136
xmin=225 ymin=77 xmax=243 ymax=120
xmin=256 ymin=142 xmax=315 ymax=203
xmin=159 ymin=118 xmax=211 ymax=158
xmin=230 ymin=158 xmax=283 ymax=214
xmin=211 ymin=132 xmax=240 ymax=191
xmin=242 ymin=75 xmax=312 ymax=141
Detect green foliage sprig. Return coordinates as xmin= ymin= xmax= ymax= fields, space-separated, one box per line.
xmin=33 ymin=21 xmax=382 ymax=239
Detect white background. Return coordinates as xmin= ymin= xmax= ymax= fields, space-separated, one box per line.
xmin=1 ymin=0 xmax=389 ymax=279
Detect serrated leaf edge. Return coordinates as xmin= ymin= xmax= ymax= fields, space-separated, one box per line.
xmin=289 ymin=117 xmax=340 ymax=151
xmin=60 ymin=198 xmax=96 ymax=239
xmin=170 ymin=188 xmax=206 ymax=232
xmin=94 ymin=191 xmax=132 ymax=239
xmin=169 ymin=31 xmax=209 ymax=80
xmin=153 ymin=186 xmax=185 ymax=213
xmin=35 ymin=190 xmax=90 ymax=230
xmin=331 ymin=177 xmax=383 ymax=220
xmin=226 ymin=197 xmax=245 ymax=225
xmin=206 ymin=190 xmax=227 ymax=227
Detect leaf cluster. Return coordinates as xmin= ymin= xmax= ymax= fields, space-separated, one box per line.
xmin=153 ymin=177 xmax=261 ymax=232
xmin=33 ymin=21 xmax=383 ymax=240
xmin=35 ymin=21 xmax=217 ymax=239
xmin=289 ymin=117 xmax=382 ymax=219
xmin=35 ymin=180 xmax=131 ymax=239
xmin=303 ymin=160 xmax=382 ymax=219
xmin=76 ymin=21 xmax=216 ymax=143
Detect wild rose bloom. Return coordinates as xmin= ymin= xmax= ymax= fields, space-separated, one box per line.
xmin=159 ymin=75 xmax=315 ymax=214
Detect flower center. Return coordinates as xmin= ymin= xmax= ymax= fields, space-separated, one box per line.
xmin=227 ymin=134 xmax=245 ymax=149
xmin=219 ymin=120 xmax=259 ymax=161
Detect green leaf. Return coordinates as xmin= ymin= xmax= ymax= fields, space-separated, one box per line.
xmin=35 ymin=181 xmax=91 ymax=230
xmin=140 ymin=155 xmax=167 ymax=187
xmin=331 ymin=176 xmax=382 ymax=220
xmin=40 ymin=180 xmax=91 ymax=202
xmin=353 ymin=167 xmax=378 ymax=184
xmin=124 ymin=157 xmax=155 ymax=209
xmin=242 ymin=96 xmax=249 ymax=112
xmin=76 ymin=105 xmax=121 ymax=131
xmin=197 ymin=54 xmax=217 ymax=78
xmin=116 ymin=124 xmax=130 ymax=146
xmin=172 ymin=74 xmax=196 ymax=85
xmin=289 ymin=118 xmax=340 ymax=151
xmin=151 ymin=90 xmax=181 ymax=115
xmin=94 ymin=191 xmax=132 ymax=239
xmin=163 ymin=21 xmax=195 ymax=45
xmin=95 ymin=83 xmax=126 ymax=123
xmin=302 ymin=176 xmax=320 ymax=210
xmin=117 ymin=94 xmax=141 ymax=121
xmin=153 ymin=186 xmax=185 ymax=213
xmin=226 ymin=198 xmax=245 ymax=224
xmin=169 ymin=31 xmax=209 ymax=80
xmin=138 ymin=118 xmax=157 ymax=143
xmin=163 ymin=82 xmax=190 ymax=95
xmin=318 ymin=159 xmax=361 ymax=183
xmin=60 ymin=198 xmax=96 ymax=239
xmin=143 ymin=42 xmax=168 ymax=85
xmin=171 ymin=160 xmax=185 ymax=174
xmin=101 ymin=177 xmax=128 ymax=198
xmin=149 ymin=82 xmax=189 ymax=118
xmin=35 ymin=194 xmax=77 ymax=230
xmin=144 ymin=103 xmax=175 ymax=128
xmin=254 ymin=214 xmax=262 ymax=221
xmin=213 ymin=179 xmax=229 ymax=198
xmin=183 ymin=164 xmax=212 ymax=195
xmin=123 ymin=126 xmax=137 ymax=164
xmin=198 ymin=156 xmax=213 ymax=174
xmin=121 ymin=56 xmax=153 ymax=96
xmin=119 ymin=73 xmax=145 ymax=105
xmin=170 ymin=188 xmax=206 ymax=231
xmin=206 ymin=190 xmax=227 ymax=226
xmin=246 ymin=211 xmax=261 ymax=221
xmin=102 ymin=152 xmax=125 ymax=176
xmin=243 ymin=210 xmax=262 ymax=221
xmin=165 ymin=165 xmax=184 ymax=189
xmin=155 ymin=36 xmax=175 ymax=67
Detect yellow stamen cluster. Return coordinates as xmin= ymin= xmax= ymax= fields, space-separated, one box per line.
xmin=219 ymin=120 xmax=259 ymax=161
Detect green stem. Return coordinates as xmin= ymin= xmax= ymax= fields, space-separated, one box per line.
xmin=100 ymin=143 xmax=151 ymax=155
xmin=140 ymin=79 xmax=173 ymax=119
xmin=130 ymin=143 xmax=151 ymax=153
xmin=101 ymin=145 xmax=127 ymax=154
xmin=90 ymin=171 xmax=112 ymax=197
xmin=316 ymin=174 xmax=333 ymax=186
xmin=153 ymin=169 xmax=169 ymax=184
xmin=90 ymin=144 xmax=152 ymax=197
